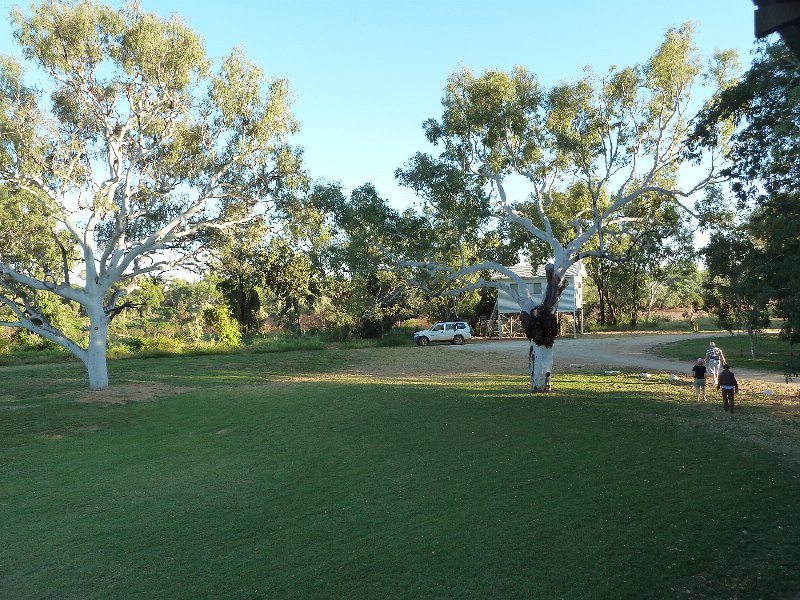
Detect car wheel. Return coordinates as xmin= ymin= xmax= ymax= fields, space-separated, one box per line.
xmin=417 ymin=336 xmax=430 ymax=346
xmin=452 ymin=334 xmax=464 ymax=345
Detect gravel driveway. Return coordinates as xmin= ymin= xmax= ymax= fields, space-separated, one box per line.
xmin=460 ymin=332 xmax=799 ymax=388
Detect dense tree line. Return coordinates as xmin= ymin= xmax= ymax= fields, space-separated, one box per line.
xmin=693 ymin=40 xmax=800 ymax=351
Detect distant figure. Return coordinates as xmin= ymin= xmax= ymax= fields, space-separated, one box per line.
xmin=705 ymin=342 xmax=727 ymax=385
xmin=716 ymin=364 xmax=739 ymax=413
xmin=691 ymin=358 xmax=707 ymax=402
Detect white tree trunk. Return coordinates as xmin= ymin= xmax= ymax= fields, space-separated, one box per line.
xmin=529 ymin=343 xmax=554 ymax=392
xmin=84 ymin=303 xmax=110 ymax=391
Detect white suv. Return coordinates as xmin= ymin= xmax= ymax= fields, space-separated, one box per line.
xmin=412 ymin=321 xmax=472 ymax=346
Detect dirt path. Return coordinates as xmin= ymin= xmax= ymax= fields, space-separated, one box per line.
xmin=459 ymin=332 xmax=800 ymax=389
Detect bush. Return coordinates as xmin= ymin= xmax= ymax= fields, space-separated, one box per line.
xmin=125 ymin=337 xmax=148 ymax=352
xmin=112 ymin=335 xmax=186 ymax=357
xmin=250 ymin=334 xmax=325 ymax=354
xmin=182 ymin=318 xmax=205 ymax=343
xmin=202 ymin=306 xmax=242 ymax=347
xmin=375 ymin=327 xmax=415 ymax=347
xmin=12 ymin=328 xmax=63 ymax=351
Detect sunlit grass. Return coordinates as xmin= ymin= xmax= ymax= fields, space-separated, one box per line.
xmin=655 ymin=332 xmax=800 ymax=373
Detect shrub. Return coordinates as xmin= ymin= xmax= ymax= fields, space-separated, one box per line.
xmin=250 ymin=334 xmax=325 ymax=354
xmin=126 ymin=337 xmax=148 ymax=352
xmin=142 ymin=335 xmax=186 ymax=354
xmin=182 ymin=318 xmax=205 ymax=343
xmin=202 ymin=305 xmax=242 ymax=347
xmin=12 ymin=328 xmax=62 ymax=351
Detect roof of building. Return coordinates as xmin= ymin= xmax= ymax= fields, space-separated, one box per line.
xmin=494 ymin=262 xmax=586 ymax=280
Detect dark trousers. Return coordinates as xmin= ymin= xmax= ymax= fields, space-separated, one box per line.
xmin=721 ymin=388 xmax=735 ymax=412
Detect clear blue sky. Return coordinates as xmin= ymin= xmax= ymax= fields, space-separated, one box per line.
xmin=1 ymin=1 xmax=760 ymax=208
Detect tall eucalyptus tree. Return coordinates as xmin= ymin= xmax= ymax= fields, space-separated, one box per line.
xmin=0 ymin=1 xmax=300 ymax=389
xmin=405 ymin=24 xmax=735 ymax=390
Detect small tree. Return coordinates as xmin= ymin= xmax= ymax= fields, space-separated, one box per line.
xmin=0 ymin=1 xmax=299 ymax=388
xmin=316 ymin=183 xmax=424 ymax=339
xmin=202 ymin=305 xmax=242 ymax=347
xmin=702 ymin=227 xmax=771 ymax=358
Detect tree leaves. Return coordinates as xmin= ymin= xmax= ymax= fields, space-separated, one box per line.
xmin=694 ymin=40 xmax=800 ymax=342
xmin=0 ymin=1 xmax=302 ymax=386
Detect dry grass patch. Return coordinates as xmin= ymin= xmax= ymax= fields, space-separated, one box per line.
xmin=78 ymin=381 xmax=195 ymax=404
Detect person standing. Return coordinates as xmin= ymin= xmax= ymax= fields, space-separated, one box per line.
xmin=705 ymin=342 xmax=727 ymax=385
xmin=691 ymin=358 xmax=707 ymax=402
xmin=716 ymin=364 xmax=739 ymax=413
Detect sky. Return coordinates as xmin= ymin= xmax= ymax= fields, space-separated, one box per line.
xmin=0 ymin=0 xmax=762 ymax=210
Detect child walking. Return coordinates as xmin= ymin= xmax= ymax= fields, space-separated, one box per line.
xmin=691 ymin=358 xmax=707 ymax=402
xmin=716 ymin=364 xmax=739 ymax=413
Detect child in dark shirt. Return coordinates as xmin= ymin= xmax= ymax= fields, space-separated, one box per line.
xmin=691 ymin=358 xmax=707 ymax=402
xmin=716 ymin=364 xmax=739 ymax=413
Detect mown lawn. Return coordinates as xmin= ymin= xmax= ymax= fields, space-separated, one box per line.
xmin=2 ymin=346 xmax=799 ymax=599
xmin=656 ymin=332 xmax=800 ymax=375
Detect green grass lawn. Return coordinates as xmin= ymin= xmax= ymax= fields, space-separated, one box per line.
xmin=2 ymin=347 xmax=799 ymax=599
xmin=655 ymin=332 xmax=800 ymax=374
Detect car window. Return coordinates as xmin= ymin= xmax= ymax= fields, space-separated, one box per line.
xmin=456 ymin=323 xmax=466 ymax=329
xmin=446 ymin=323 xmax=456 ymax=331
xmin=431 ymin=324 xmax=444 ymax=331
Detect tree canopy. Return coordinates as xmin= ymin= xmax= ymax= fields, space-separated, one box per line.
xmin=0 ymin=0 xmax=301 ymax=388
xmin=397 ymin=23 xmax=735 ymax=389
xmin=694 ymin=40 xmax=800 ymax=344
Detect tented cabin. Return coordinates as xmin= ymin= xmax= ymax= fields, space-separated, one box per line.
xmin=486 ymin=263 xmax=586 ymax=338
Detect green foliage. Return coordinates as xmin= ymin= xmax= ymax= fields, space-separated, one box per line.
xmin=400 ymin=24 xmax=731 ymax=326
xmin=126 ymin=277 xmax=166 ymax=318
xmin=1 ymin=288 xmax=79 ymax=350
xmin=395 ymin=153 xmax=506 ymax=265
xmin=208 ymin=177 xmax=327 ymax=334
xmin=260 ymin=237 xmax=314 ymax=325
xmin=162 ymin=278 xmax=221 ymax=319
xmin=11 ymin=327 xmax=60 ymax=351
xmin=316 ymin=271 xmax=419 ymax=340
xmin=586 ymin=201 xmax=697 ymax=327
xmin=314 ymin=183 xmax=425 ymax=338
xmin=702 ymin=226 xmax=772 ymax=342
xmin=693 ymin=40 xmax=800 ymax=344
xmin=114 ymin=335 xmax=185 ymax=355
xmin=0 ymin=186 xmax=76 ymax=282
xmin=0 ymin=0 xmax=301 ymax=388
xmin=181 ymin=316 xmax=205 ymax=343
xmin=202 ymin=305 xmax=242 ymax=347
xmin=211 ymin=221 xmax=271 ymax=332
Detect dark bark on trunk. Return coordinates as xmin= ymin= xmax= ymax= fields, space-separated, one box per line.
xmin=590 ymin=264 xmax=613 ymax=325
xmin=520 ymin=265 xmax=567 ymax=348
xmin=521 ymin=308 xmax=559 ymax=347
